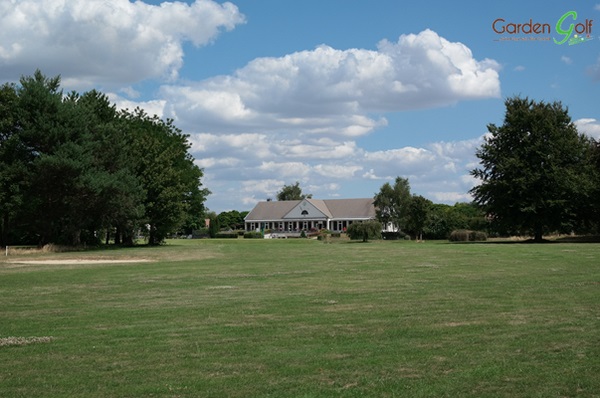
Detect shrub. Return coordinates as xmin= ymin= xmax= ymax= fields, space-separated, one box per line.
xmin=318 ymin=230 xmax=336 ymax=242
xmin=347 ymin=220 xmax=382 ymax=242
xmin=449 ymin=229 xmax=488 ymax=242
xmin=192 ymin=229 xmax=210 ymax=239
xmin=382 ymin=231 xmax=408 ymax=240
xmin=215 ymin=232 xmax=238 ymax=239
xmin=471 ymin=230 xmax=488 ymax=241
xmin=244 ymin=232 xmax=263 ymax=239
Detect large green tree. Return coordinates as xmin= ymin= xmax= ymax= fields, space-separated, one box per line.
xmin=0 ymin=83 xmax=24 ymax=246
xmin=12 ymin=72 xmax=149 ymax=246
xmin=0 ymin=70 xmax=209 ymax=246
xmin=421 ymin=202 xmax=487 ymax=240
xmin=346 ymin=220 xmax=382 ymax=242
xmin=217 ymin=210 xmax=247 ymax=230
xmin=74 ymin=90 xmax=145 ymax=245
xmin=405 ymin=195 xmax=432 ymax=241
xmin=276 ymin=181 xmax=311 ymax=201
xmin=470 ymin=96 xmax=595 ymax=241
xmin=373 ymin=177 xmax=411 ymax=232
xmin=122 ymin=108 xmax=209 ymax=245
xmin=14 ymin=71 xmax=88 ymax=245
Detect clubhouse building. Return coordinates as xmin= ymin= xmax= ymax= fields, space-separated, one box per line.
xmin=244 ymin=198 xmax=376 ymax=233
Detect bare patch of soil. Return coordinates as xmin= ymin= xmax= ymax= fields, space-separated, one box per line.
xmin=6 ymin=258 xmax=152 ymax=268
xmin=0 ymin=336 xmax=54 ymax=347
xmin=6 ymin=259 xmax=152 ymax=266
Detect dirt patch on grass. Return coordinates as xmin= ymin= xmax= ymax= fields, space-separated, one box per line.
xmin=12 ymin=259 xmax=151 ymax=264
xmin=4 ymin=259 xmax=152 ymax=268
xmin=0 ymin=336 xmax=54 ymax=348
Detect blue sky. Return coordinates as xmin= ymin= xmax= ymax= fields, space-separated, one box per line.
xmin=1 ymin=0 xmax=599 ymax=213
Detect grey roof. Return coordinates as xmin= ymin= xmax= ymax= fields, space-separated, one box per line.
xmin=245 ymin=198 xmax=375 ymax=221
xmin=244 ymin=200 xmax=300 ymax=221
xmin=324 ymin=198 xmax=376 ymax=219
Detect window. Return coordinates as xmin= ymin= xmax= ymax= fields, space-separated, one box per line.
xmin=301 ymin=210 xmax=309 ymax=215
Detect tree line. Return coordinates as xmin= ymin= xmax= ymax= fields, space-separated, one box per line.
xmin=252 ymin=180 xmax=487 ymax=241
xmin=371 ymin=176 xmax=487 ymax=241
xmin=372 ymin=97 xmax=600 ymax=242
xmin=275 ymin=96 xmax=600 ymax=242
xmin=0 ymin=71 xmax=209 ymax=247
xmin=9 ymin=75 xmax=591 ymax=247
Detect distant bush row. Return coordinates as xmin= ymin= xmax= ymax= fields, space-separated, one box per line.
xmin=381 ymin=231 xmax=411 ymax=240
xmin=212 ymin=231 xmax=264 ymax=239
xmin=448 ymin=230 xmax=488 ymax=242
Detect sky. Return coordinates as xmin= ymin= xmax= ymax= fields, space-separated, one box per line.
xmin=1 ymin=0 xmax=599 ymax=213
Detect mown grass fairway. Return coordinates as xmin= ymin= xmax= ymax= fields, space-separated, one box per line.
xmin=1 ymin=239 xmax=599 ymax=397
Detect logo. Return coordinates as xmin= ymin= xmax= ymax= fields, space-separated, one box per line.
xmin=492 ymin=11 xmax=594 ymax=45
xmin=554 ymin=11 xmax=593 ymax=45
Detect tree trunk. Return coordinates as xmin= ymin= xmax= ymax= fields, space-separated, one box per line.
xmin=114 ymin=226 xmax=122 ymax=245
xmin=122 ymin=227 xmax=134 ymax=246
xmin=72 ymin=229 xmax=81 ymax=246
xmin=533 ymin=224 xmax=544 ymax=242
xmin=0 ymin=213 xmax=8 ymax=247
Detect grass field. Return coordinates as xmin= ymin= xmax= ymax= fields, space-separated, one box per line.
xmin=1 ymin=239 xmax=599 ymax=397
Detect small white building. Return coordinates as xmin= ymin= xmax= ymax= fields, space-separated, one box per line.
xmin=244 ymin=198 xmax=376 ymax=233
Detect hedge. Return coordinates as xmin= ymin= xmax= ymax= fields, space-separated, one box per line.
xmin=448 ymin=229 xmax=488 ymax=242
xmin=215 ymin=232 xmax=238 ymax=239
xmin=243 ymin=232 xmax=264 ymax=239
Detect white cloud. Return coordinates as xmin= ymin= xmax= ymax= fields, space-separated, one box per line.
xmin=363 ymin=147 xmax=438 ymax=178
xmin=0 ymin=0 xmax=245 ymax=89
xmin=241 ymin=179 xmax=285 ymax=198
xmin=195 ymin=157 xmax=241 ymax=169
xmin=196 ymin=133 xmax=486 ymax=211
xmin=189 ymin=133 xmax=273 ymax=159
xmin=160 ymin=29 xmax=500 ymax=137
xmin=120 ymin=86 xmax=141 ymax=99
xmin=561 ymin=56 xmax=573 ymax=65
xmin=362 ymin=169 xmax=394 ymax=181
xmin=258 ymin=161 xmax=311 ymax=178
xmin=575 ymin=118 xmax=600 ymax=140
xmin=313 ymin=164 xmax=363 ymax=179
xmin=1 ymin=7 xmax=498 ymax=213
xmin=107 ymin=93 xmax=166 ymax=118
xmin=429 ymin=137 xmax=483 ymax=161
xmin=429 ymin=191 xmax=473 ymax=203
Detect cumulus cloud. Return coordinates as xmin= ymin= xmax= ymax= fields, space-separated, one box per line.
xmin=107 ymin=92 xmax=167 ymax=118
xmin=195 ymin=131 xmax=487 ymax=211
xmin=175 ymin=27 xmax=497 ymax=211
xmin=0 ymin=0 xmax=245 ymax=88
xmin=429 ymin=191 xmax=473 ymax=203
xmin=1 ymin=5 xmax=498 ymax=213
xmin=258 ymin=161 xmax=312 ymax=178
xmin=575 ymin=118 xmax=600 ymax=140
xmin=161 ymin=29 xmax=500 ymax=137
xmin=313 ymin=164 xmax=363 ymax=179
